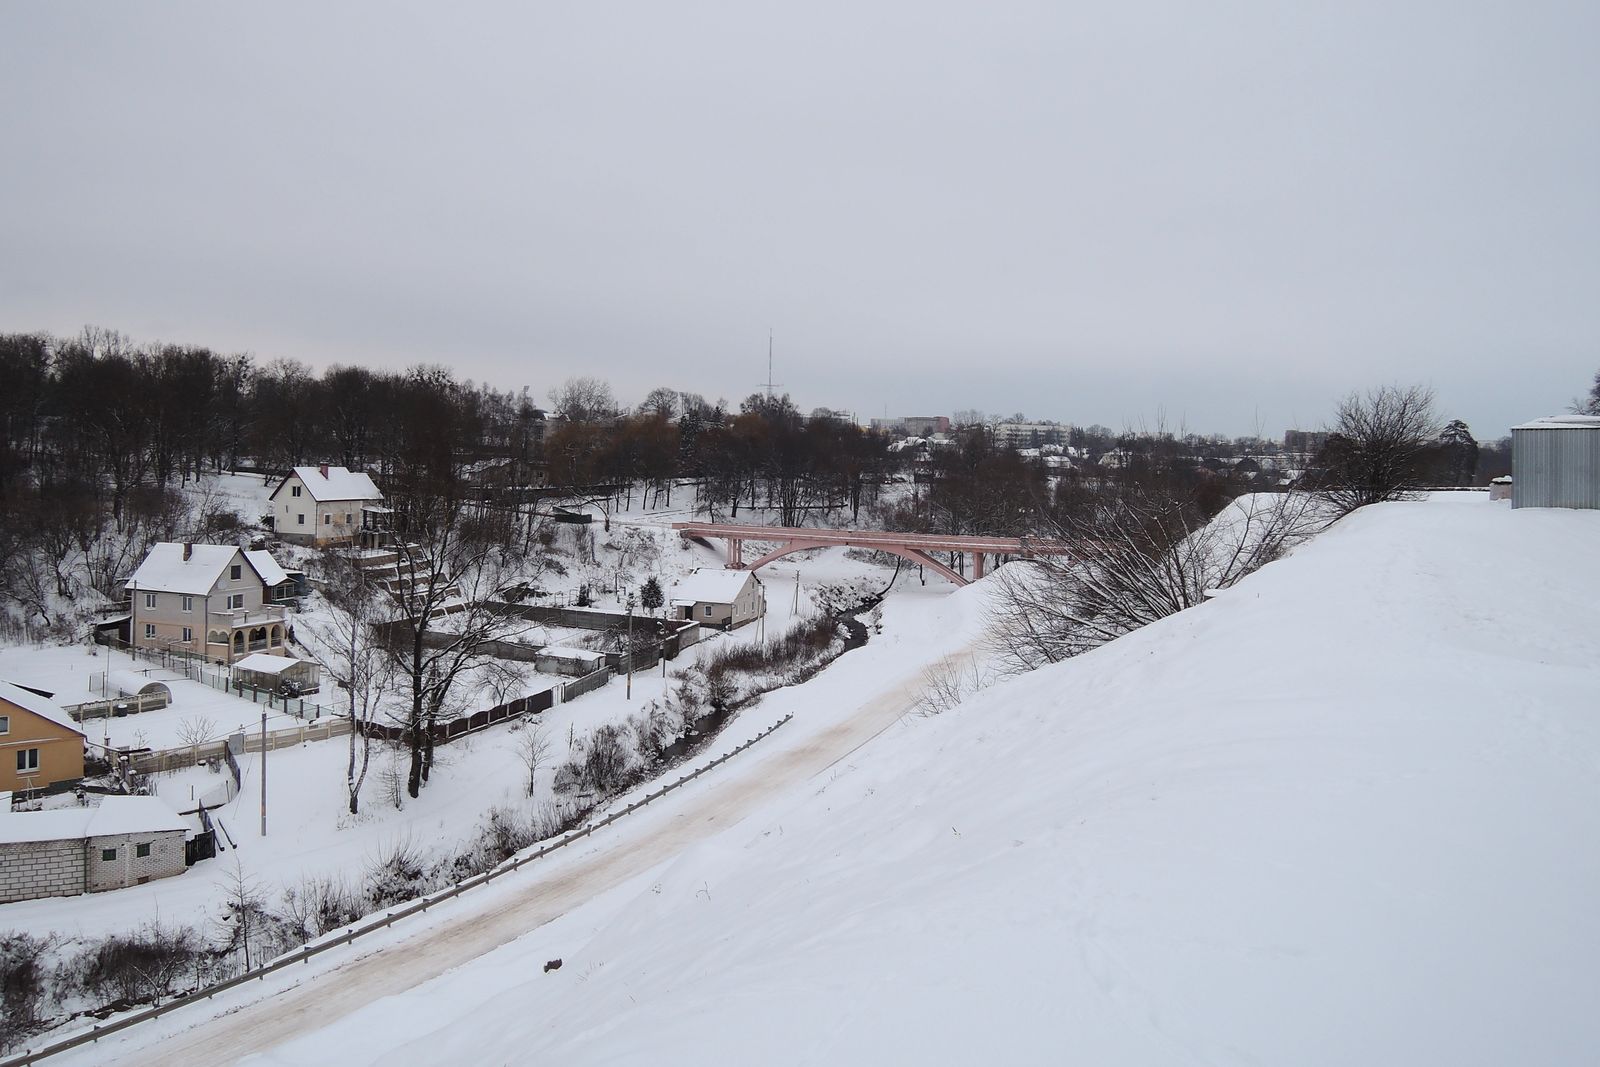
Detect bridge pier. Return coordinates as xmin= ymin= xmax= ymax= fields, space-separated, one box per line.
xmin=974 ymin=552 xmax=986 ymax=579
xmin=726 ymin=538 xmax=743 ymax=568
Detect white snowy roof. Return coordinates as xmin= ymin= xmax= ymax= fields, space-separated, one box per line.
xmin=233 ymin=652 xmax=305 ymax=675
xmin=0 ymin=796 xmax=187 ymax=845
xmin=539 ymin=646 xmax=606 ymax=662
xmin=1512 ymin=414 xmax=1600 ymax=431
xmin=670 ymin=569 xmax=758 ymax=606
xmin=84 ymin=795 xmax=189 ymax=837
xmin=0 ymin=679 xmax=84 ymax=735
xmin=244 ymin=550 xmax=289 ymax=587
xmin=281 ymin=466 xmax=383 ymax=503
xmin=126 ymin=543 xmax=240 ymax=594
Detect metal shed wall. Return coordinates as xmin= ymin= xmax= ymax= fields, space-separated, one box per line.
xmin=1512 ymin=426 xmax=1600 ymax=509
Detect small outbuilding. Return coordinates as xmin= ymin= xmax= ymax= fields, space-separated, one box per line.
xmin=0 ymin=795 xmax=190 ymax=903
xmin=1511 ymin=415 xmax=1600 ymax=510
xmin=670 ymin=569 xmax=765 ymax=630
xmin=233 ymin=652 xmax=321 ymax=694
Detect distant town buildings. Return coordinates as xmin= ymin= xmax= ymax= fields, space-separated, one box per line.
xmin=871 ymin=415 xmax=950 ymax=437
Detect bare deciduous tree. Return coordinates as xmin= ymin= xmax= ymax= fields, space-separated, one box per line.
xmin=1313 ymin=385 xmax=1440 ymax=513
xmin=515 ymin=723 xmax=551 ymax=797
xmin=176 ymin=715 xmax=219 ymax=748
xmin=987 ymin=490 xmax=1326 ymax=673
xmin=303 ymin=550 xmax=394 ymax=815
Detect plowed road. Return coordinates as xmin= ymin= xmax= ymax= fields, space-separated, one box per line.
xmin=90 ymin=649 xmax=967 ymax=1067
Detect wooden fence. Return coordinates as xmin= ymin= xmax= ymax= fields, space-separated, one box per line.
xmin=129 ymin=720 xmax=353 ymax=775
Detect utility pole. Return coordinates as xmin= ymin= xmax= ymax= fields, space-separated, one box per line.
xmin=259 ymin=706 xmax=267 ymax=837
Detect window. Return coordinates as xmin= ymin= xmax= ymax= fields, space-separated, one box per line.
xmin=228 ymin=594 xmax=245 ymax=610
xmin=182 ymin=626 xmax=193 ymax=643
xmin=230 ymin=564 xmax=242 ymax=580
xmin=16 ymin=748 xmax=39 ymax=772
xmin=323 ymin=514 xmax=331 ymax=525
xmin=345 ymin=513 xmax=353 ymax=524
xmin=704 ymin=605 xmax=713 ymax=617
xmin=0 ymin=715 xmax=8 ymax=734
xmin=136 ymin=842 xmax=151 ymax=858
xmin=181 ymin=594 xmax=193 ymax=612
xmin=298 ymin=513 xmax=306 ymax=525
xmin=144 ymin=623 xmax=156 ymax=639
xmin=292 ymin=485 xmax=302 ymax=497
xmin=144 ymin=592 xmax=157 ymax=609
xmin=101 ymin=848 xmax=117 ymax=862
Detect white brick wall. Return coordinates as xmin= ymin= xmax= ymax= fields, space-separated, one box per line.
xmin=86 ymin=831 xmax=187 ymax=892
xmin=0 ymin=839 xmax=85 ymax=903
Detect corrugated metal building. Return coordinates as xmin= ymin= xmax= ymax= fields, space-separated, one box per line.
xmin=1511 ymin=415 xmax=1600 ymax=509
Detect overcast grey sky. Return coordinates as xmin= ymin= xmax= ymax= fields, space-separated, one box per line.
xmin=2 ymin=1 xmax=1596 ymax=438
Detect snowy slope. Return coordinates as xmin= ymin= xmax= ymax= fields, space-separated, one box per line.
xmin=59 ymin=495 xmax=1600 ymax=1066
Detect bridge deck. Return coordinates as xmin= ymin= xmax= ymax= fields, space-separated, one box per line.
xmin=670 ymin=522 xmax=1072 ymax=556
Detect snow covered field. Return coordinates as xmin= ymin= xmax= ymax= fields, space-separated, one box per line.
xmin=49 ymin=493 xmax=1600 ymax=1067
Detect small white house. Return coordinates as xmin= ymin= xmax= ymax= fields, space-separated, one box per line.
xmin=670 ymin=569 xmax=765 ymax=630
xmin=269 ymin=465 xmax=384 ymax=544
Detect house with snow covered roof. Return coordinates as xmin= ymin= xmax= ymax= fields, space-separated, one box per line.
xmin=670 ymin=568 xmax=765 ymax=630
xmin=0 ymin=679 xmax=85 ymax=795
xmin=125 ymin=543 xmax=289 ymax=663
xmin=0 ymin=794 xmax=190 ymax=903
xmin=268 ymin=464 xmax=384 ymax=545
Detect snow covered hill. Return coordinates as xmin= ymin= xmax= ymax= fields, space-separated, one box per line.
xmin=71 ymin=495 xmax=1600 ymax=1066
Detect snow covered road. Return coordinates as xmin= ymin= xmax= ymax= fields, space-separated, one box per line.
xmin=60 ymin=598 xmax=985 ymax=1067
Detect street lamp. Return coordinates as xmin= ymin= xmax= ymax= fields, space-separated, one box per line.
xmin=625 ymin=595 xmax=635 ymax=700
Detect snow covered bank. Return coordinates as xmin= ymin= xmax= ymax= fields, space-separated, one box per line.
xmin=243 ymin=495 xmax=1600 ymax=1066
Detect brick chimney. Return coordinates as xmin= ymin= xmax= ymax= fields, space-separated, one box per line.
xmin=319 ymin=463 xmax=329 ymax=478
xmin=183 ymin=542 xmax=193 ymax=561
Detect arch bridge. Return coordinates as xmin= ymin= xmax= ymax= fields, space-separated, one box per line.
xmin=670 ymin=522 xmax=1073 ymax=587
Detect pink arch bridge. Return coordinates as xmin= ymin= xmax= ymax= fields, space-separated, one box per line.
xmin=671 ymin=522 xmax=1074 ymax=587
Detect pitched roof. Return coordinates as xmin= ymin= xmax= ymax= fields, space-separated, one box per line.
xmin=244 ymin=549 xmax=289 ymax=587
xmin=233 ymin=652 xmax=304 ymax=674
xmin=278 ymin=466 xmax=383 ymax=503
xmin=0 ymin=678 xmax=85 ymax=736
xmin=0 ymin=796 xmax=187 ymax=845
xmin=125 ymin=543 xmax=242 ymax=595
xmin=670 ymin=568 xmax=758 ymax=605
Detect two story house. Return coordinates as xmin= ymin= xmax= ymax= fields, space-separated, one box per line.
xmin=125 ymin=543 xmax=289 ymax=663
xmin=0 ymin=680 xmax=85 ymax=795
xmin=268 ymin=465 xmax=384 ymax=545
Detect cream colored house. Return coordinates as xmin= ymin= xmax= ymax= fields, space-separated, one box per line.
xmin=125 ymin=543 xmax=288 ymax=663
xmin=670 ymin=569 xmax=765 ymax=630
xmin=269 ymin=465 xmax=384 ymax=544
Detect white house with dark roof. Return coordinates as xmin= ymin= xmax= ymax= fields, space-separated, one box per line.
xmin=269 ymin=464 xmax=384 ymax=544
xmin=125 ymin=543 xmax=288 ymax=662
xmin=670 ymin=569 xmax=765 ymax=630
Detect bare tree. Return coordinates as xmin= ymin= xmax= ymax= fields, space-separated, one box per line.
xmin=302 ymin=550 xmax=394 ymax=815
xmin=548 ymin=376 xmax=618 ymax=424
xmin=987 ymin=490 xmax=1326 ymax=673
xmin=378 ymin=494 xmax=533 ymax=798
xmin=515 ymin=723 xmax=551 ymax=797
xmin=176 ymin=715 xmax=219 ymax=748
xmin=1313 ymin=385 xmax=1439 ymax=513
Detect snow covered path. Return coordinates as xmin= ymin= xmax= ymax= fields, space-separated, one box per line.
xmin=60 ymin=599 xmax=985 ymax=1067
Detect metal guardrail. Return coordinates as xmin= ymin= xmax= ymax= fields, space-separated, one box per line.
xmin=1 ymin=712 xmax=796 ymax=1067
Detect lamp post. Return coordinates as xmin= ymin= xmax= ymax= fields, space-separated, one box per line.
xmin=625 ymin=595 xmax=634 ymax=700
xmin=259 ymin=705 xmax=268 ymax=837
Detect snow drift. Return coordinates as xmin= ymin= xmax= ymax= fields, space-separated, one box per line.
xmin=249 ymin=496 xmax=1600 ymax=1065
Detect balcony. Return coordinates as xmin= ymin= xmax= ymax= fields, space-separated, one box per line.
xmin=217 ymin=604 xmax=288 ymax=628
